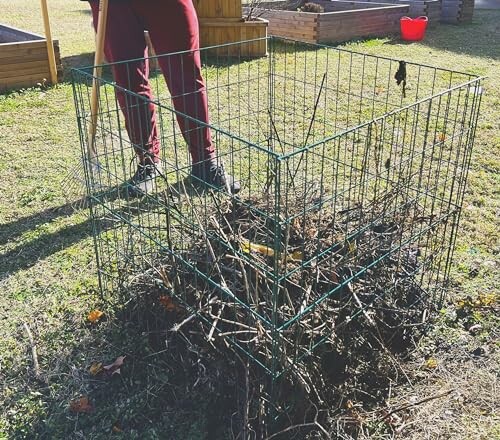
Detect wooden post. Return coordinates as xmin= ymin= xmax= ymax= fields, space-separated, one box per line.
xmin=88 ymin=0 xmax=109 ymax=161
xmin=40 ymin=0 xmax=58 ymax=85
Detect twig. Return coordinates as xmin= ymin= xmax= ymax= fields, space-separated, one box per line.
xmin=170 ymin=295 xmax=221 ymax=333
xmin=22 ymin=322 xmax=43 ymax=381
xmin=381 ymin=389 xmax=455 ymax=421
xmin=290 ymin=72 xmax=327 ymax=182
xmin=207 ymin=304 xmax=224 ymax=342
xmin=349 ymin=284 xmax=377 ymax=328
xmin=265 ymin=419 xmax=328 ymax=440
xmin=170 ymin=314 xmax=197 ymax=333
xmin=243 ymin=359 xmax=250 ymax=440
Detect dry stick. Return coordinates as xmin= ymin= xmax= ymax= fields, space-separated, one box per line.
xmin=243 ymin=359 xmax=250 ymax=440
xmin=180 ymin=182 xmax=229 ymax=292
xmin=208 ymin=212 xmax=255 ymax=306
xmin=290 ymin=72 xmax=327 ymax=182
xmin=381 ymin=389 xmax=455 ymax=421
xmin=170 ymin=297 xmax=217 ymax=333
xmin=207 ymin=313 xmax=258 ymax=332
xmin=265 ymin=418 xmax=328 ymax=440
xmin=208 ymin=195 xmax=266 ymax=314
xmin=207 ymin=304 xmax=225 ymax=342
xmin=264 ymin=110 xmax=296 ymax=193
xmin=349 ymin=283 xmax=377 ymax=328
xmin=22 ymin=322 xmax=42 ymax=381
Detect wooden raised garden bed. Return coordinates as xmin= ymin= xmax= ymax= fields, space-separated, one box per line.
xmin=198 ymin=18 xmax=268 ymax=57
xmin=440 ymin=0 xmax=475 ymax=24
xmin=247 ymin=1 xmax=409 ymax=44
xmin=193 ymin=0 xmax=268 ymax=57
xmin=360 ymin=0 xmax=441 ymax=25
xmin=0 ymin=24 xmax=61 ymax=92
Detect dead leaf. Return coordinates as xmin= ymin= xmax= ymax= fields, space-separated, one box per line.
xmin=87 ymin=310 xmax=104 ymax=323
xmin=103 ymin=356 xmax=126 ymax=376
xmin=112 ymin=423 xmax=123 ymax=433
xmin=456 ymin=293 xmax=497 ymax=309
xmin=89 ymin=362 xmax=103 ymax=376
xmin=478 ymin=293 xmax=496 ymax=306
xmin=425 ymin=358 xmax=438 ymax=369
xmin=159 ymin=295 xmax=176 ymax=312
xmin=69 ymin=396 xmax=93 ymax=413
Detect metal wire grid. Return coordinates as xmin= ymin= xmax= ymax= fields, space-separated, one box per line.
xmin=72 ymin=37 xmax=482 ymax=378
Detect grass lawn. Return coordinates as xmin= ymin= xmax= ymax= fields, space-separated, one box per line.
xmin=0 ymin=1 xmax=498 ymax=438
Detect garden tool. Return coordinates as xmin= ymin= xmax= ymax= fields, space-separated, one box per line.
xmin=40 ymin=0 xmax=58 ymax=85
xmin=63 ymin=0 xmax=109 ymax=201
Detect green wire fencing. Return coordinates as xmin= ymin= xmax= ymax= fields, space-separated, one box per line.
xmin=72 ymin=36 xmax=482 ymax=384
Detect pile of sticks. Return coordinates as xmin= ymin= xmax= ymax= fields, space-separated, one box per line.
xmin=137 ymin=183 xmax=429 ymax=381
xmin=123 ymin=183 xmax=436 ymax=435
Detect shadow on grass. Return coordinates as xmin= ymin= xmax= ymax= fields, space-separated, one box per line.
xmin=0 ymin=186 xmax=123 ymax=278
xmin=0 ymin=205 xmax=92 ymax=279
xmin=0 ymin=178 xmax=199 ymax=278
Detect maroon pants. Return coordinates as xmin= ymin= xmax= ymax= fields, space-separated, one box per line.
xmin=89 ymin=0 xmax=215 ymax=165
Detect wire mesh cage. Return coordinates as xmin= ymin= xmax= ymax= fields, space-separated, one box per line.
xmin=72 ymin=37 xmax=482 ymax=381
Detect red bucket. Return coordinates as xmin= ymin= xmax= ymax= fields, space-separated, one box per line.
xmin=400 ymin=16 xmax=428 ymax=41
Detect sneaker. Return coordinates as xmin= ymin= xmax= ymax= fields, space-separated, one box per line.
xmin=125 ymin=162 xmax=162 ymax=197
xmin=191 ymin=161 xmax=241 ymax=194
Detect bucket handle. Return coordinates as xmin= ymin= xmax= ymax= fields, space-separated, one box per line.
xmin=401 ymin=16 xmax=429 ymax=21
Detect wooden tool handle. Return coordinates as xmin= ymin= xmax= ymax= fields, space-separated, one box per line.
xmin=40 ymin=0 xmax=58 ymax=85
xmin=88 ymin=0 xmax=109 ymax=161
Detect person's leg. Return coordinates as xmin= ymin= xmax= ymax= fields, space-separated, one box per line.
xmin=89 ymin=0 xmax=159 ymax=165
xmin=135 ymin=0 xmax=214 ymax=165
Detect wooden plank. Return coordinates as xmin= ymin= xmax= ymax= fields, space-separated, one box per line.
xmin=199 ymin=19 xmax=245 ymax=26
xmin=0 ymin=71 xmax=50 ymax=85
xmin=252 ymin=9 xmax=319 ymax=22
xmin=199 ymin=19 xmax=268 ymax=57
xmin=0 ymin=41 xmax=60 ymax=59
xmin=0 ymin=63 xmax=52 ymax=79
xmin=0 ymin=50 xmax=50 ymax=64
xmin=194 ymin=0 xmax=242 ymax=19
xmin=0 ymin=59 xmax=48 ymax=73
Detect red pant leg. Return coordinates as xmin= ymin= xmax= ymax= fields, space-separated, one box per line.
xmin=135 ymin=0 xmax=215 ymax=164
xmin=89 ymin=1 xmax=160 ymax=164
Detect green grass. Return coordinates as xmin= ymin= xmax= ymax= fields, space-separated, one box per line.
xmin=0 ymin=1 xmax=499 ymax=438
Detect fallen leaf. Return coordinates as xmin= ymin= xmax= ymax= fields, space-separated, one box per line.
xmin=456 ymin=293 xmax=497 ymax=309
xmin=425 ymin=358 xmax=438 ymax=369
xmin=69 ymin=396 xmax=93 ymax=413
xmin=478 ymin=293 xmax=496 ymax=306
xmin=87 ymin=310 xmax=104 ymax=323
xmin=159 ymin=295 xmax=176 ymax=312
xmin=89 ymin=362 xmax=103 ymax=376
xmin=289 ymin=250 xmax=304 ymax=262
xmin=241 ymin=240 xmax=274 ymax=257
xmin=103 ymin=356 xmax=126 ymax=376
xmin=112 ymin=423 xmax=123 ymax=433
